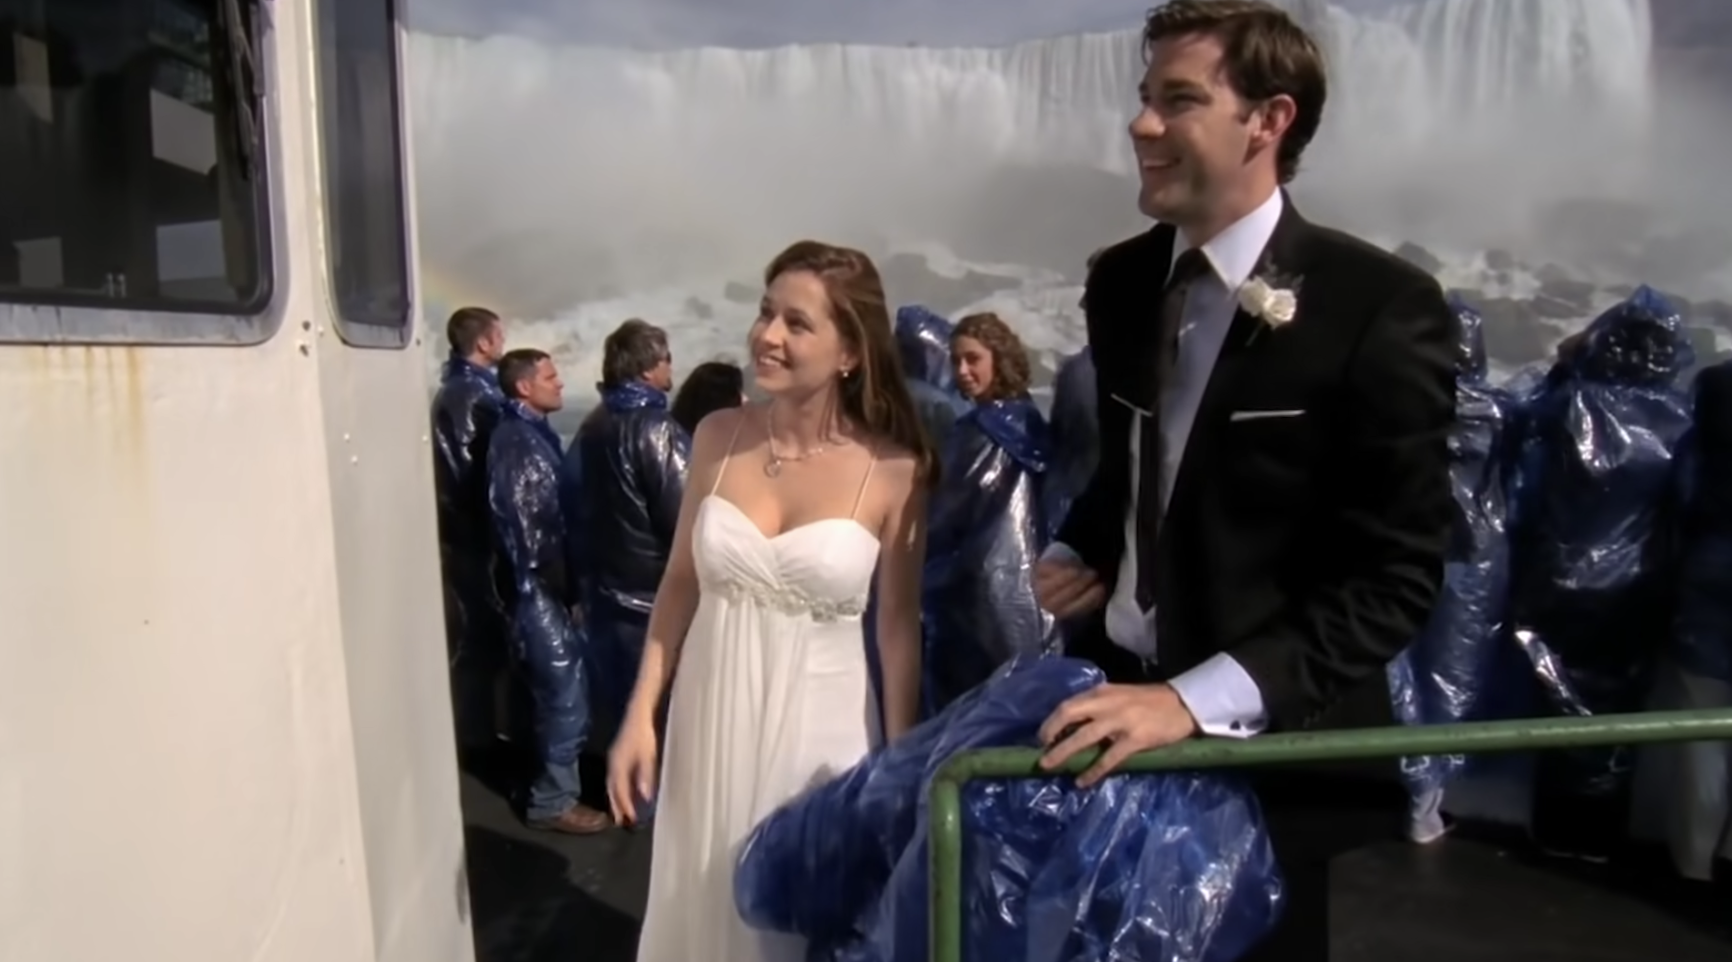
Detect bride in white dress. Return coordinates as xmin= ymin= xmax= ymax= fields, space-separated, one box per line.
xmin=607 ymin=240 xmax=938 ymax=962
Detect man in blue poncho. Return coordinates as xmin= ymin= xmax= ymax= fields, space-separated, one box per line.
xmin=430 ymin=306 xmax=513 ymax=759
xmin=565 ymin=319 xmax=689 ymax=748
xmin=1034 ymin=4 xmax=1458 ymax=959
xmin=491 ymin=349 xmax=607 ymax=834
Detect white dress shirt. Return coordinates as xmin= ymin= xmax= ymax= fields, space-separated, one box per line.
xmin=1047 ymin=189 xmax=1284 ymax=738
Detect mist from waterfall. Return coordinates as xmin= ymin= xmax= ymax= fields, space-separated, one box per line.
xmin=405 ymin=0 xmax=1730 ymax=327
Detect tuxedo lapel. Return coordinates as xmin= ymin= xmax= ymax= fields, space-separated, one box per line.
xmin=1211 ymin=195 xmax=1314 ymax=369
xmin=1168 ymin=197 xmax=1317 ymax=508
xmin=1098 ymin=224 xmax=1178 ymax=415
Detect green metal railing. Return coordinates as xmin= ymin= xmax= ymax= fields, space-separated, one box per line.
xmin=926 ymin=708 xmax=1732 ymax=962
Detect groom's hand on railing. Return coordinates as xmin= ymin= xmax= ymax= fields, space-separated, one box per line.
xmin=1036 ymin=684 xmax=1200 ymax=788
xmin=1034 ymin=555 xmax=1106 ymax=619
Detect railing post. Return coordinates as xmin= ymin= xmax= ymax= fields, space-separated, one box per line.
xmin=927 ymin=772 xmax=964 ymax=962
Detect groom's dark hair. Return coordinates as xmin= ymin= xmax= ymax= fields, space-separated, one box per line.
xmin=1142 ymin=1 xmax=1327 ymax=184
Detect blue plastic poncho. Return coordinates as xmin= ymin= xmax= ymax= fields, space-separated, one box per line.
xmin=490 ymin=400 xmax=589 ymax=770
xmin=1672 ymin=361 xmax=1732 ymax=685
xmin=433 ymin=354 xmax=507 ymax=553
xmin=922 ymin=398 xmax=1056 ymax=715
xmin=563 ymin=379 xmax=690 ymax=744
xmin=895 ymin=305 xmax=971 ymax=452
xmin=734 ymin=657 xmax=1284 ymax=962
xmin=1385 ymin=299 xmax=1517 ymax=840
xmin=1041 ymin=348 xmax=1098 ymax=542
xmin=1636 ymin=367 xmax=1732 ymax=879
xmin=1506 ymin=286 xmax=1692 ymax=830
xmin=431 ymin=354 xmax=513 ymax=745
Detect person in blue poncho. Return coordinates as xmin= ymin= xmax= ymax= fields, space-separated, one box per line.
xmin=565 ymin=319 xmax=690 ymax=748
xmin=489 ymin=348 xmax=607 ymax=834
xmin=429 ymin=306 xmax=514 ymax=758
xmin=1638 ymin=360 xmax=1732 ymax=879
xmin=1505 ymin=285 xmax=1693 ymax=863
xmin=894 ymin=305 xmax=970 ymax=451
xmin=1385 ymin=299 xmax=1516 ymax=844
xmin=922 ymin=312 xmax=1054 ymax=714
xmin=1042 ymin=347 xmax=1098 ymax=541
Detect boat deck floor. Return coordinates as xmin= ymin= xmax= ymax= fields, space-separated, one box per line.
xmin=460 ymin=756 xmax=1732 ymax=962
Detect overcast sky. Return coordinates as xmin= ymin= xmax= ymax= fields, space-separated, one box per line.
xmin=405 ymin=0 xmax=1419 ymax=48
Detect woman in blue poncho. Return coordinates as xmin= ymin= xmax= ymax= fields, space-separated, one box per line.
xmin=921 ymin=312 xmax=1055 ymax=714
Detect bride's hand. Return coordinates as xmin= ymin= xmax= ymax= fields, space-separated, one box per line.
xmin=607 ymin=717 xmax=659 ymax=827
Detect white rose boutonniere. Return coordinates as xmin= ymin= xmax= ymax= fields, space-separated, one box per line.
xmin=1236 ymin=271 xmax=1300 ymax=343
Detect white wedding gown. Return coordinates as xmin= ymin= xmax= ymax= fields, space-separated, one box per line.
xmin=635 ymin=443 xmax=883 ymax=962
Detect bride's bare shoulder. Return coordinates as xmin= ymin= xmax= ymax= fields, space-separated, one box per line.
xmin=691 ymin=405 xmax=754 ymax=455
xmin=863 ymin=439 xmax=922 ymax=491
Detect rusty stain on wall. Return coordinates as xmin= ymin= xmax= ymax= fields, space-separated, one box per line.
xmin=23 ymin=343 xmax=152 ymax=451
xmin=13 ymin=344 xmax=159 ymax=567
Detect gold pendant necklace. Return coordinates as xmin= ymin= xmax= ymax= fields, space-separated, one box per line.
xmin=764 ymin=406 xmax=826 ymax=478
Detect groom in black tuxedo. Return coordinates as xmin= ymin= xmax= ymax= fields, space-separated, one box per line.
xmin=1034 ymin=2 xmax=1457 ymax=959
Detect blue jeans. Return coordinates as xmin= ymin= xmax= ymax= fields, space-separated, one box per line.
xmin=527 ymin=758 xmax=583 ymax=822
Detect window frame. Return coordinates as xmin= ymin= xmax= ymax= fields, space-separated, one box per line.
xmin=315 ymin=0 xmax=415 ymax=351
xmin=0 ymin=0 xmax=282 ymax=346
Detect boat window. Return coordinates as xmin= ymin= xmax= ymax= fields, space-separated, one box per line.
xmin=317 ymin=0 xmax=411 ymax=347
xmin=0 ymin=0 xmax=274 ymax=342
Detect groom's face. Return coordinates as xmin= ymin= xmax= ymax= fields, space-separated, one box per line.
xmin=1131 ymin=33 xmax=1257 ymax=226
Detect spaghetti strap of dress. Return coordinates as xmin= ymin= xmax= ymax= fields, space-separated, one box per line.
xmin=848 ymin=446 xmax=878 ymax=521
xmin=709 ymin=410 xmax=748 ymax=496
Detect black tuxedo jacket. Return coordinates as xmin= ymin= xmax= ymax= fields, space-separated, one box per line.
xmin=1059 ymin=199 xmax=1459 ymax=737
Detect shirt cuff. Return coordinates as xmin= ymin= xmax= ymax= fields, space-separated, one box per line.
xmin=1168 ymin=653 xmax=1269 ymax=738
xmin=1040 ymin=541 xmax=1082 ymax=566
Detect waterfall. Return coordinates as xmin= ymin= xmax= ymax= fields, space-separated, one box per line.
xmin=404 ymin=0 xmax=1657 ymax=318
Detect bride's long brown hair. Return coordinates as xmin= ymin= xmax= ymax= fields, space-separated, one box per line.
xmin=764 ymin=240 xmax=940 ymax=486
